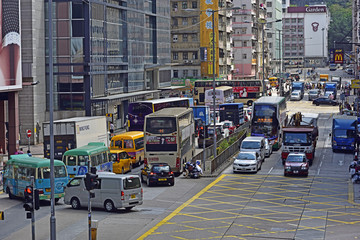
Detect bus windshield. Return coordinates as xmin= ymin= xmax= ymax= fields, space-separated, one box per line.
xmin=146 ymin=117 xmax=176 ymax=134
xmin=252 ymin=105 xmax=278 ymax=136
xmin=41 ymin=165 xmax=67 ymax=179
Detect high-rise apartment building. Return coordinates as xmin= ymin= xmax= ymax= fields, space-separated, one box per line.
xmin=233 ymin=0 xmax=267 ymax=80
xmin=170 ymin=0 xmax=233 ymax=83
xmin=18 ymin=0 xmax=172 ymax=145
xmin=265 ymin=0 xmax=283 ymax=75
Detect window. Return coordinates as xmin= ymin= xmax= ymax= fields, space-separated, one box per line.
xmin=183 ymin=34 xmax=188 ymax=42
xmin=193 ymin=70 xmax=198 ymax=76
xmin=291 ymin=18 xmax=297 ymax=23
xmin=192 ymin=33 xmax=198 ymax=41
xmin=173 ymin=18 xmax=178 ymax=26
xmin=173 ymin=70 xmax=179 ymax=78
xmin=78 ymin=155 xmax=88 ymax=166
xmin=182 ymin=2 xmax=187 ymax=9
xmin=285 ymin=19 xmax=290 ymax=24
xmin=243 ymin=54 xmax=247 ymax=59
xmin=266 ymin=2 xmax=272 ymax=7
xmin=267 ymin=22 xmax=272 ymax=28
xmin=192 ymin=1 xmax=197 ymax=8
xmin=243 ymin=41 xmax=247 ymax=47
xmin=182 ymin=18 xmax=188 ymax=26
xmin=124 ymin=139 xmax=134 ymax=149
xmin=135 ymin=137 xmax=144 ymax=150
xmin=267 ymin=12 xmax=272 ymax=18
xmin=67 ymin=156 xmax=77 ymax=166
xmin=183 ymin=70 xmax=188 ymax=76
xmin=68 ymin=178 xmax=82 ymax=187
xmin=192 ymin=17 xmax=197 ymax=25
xmin=124 ymin=177 xmax=141 ymax=189
xmin=192 ymin=51 xmax=198 ymax=59
xmin=172 ymin=3 xmax=178 ymax=11
xmin=267 ymin=33 xmax=272 ymax=38
xmin=298 ymin=19 xmax=304 ymax=24
xmin=173 ymin=34 xmax=178 ymax=42
xmin=241 ymin=27 xmax=246 ymax=34
xmin=269 ymin=42 xmax=272 ymax=48
xmin=173 ymin=52 xmax=178 ymax=60
xmin=183 ymin=52 xmax=188 ymax=60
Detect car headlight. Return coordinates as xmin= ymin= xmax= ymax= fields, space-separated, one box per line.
xmin=285 ymin=166 xmax=291 ymax=170
xmin=301 ymin=166 xmax=307 ymax=170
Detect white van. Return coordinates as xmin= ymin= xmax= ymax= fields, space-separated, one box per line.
xmin=64 ymin=173 xmax=143 ymax=212
xmin=240 ymin=136 xmax=266 ymax=161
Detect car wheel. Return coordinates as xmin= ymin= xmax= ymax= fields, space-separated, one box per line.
xmin=104 ymin=200 xmax=115 ymax=212
xmin=332 ymin=102 xmax=336 ymax=106
xmin=284 ymin=172 xmax=287 ymax=177
xmin=71 ymin=197 xmax=81 ymax=209
xmin=125 ymin=207 xmax=133 ymax=211
xmin=6 ymin=187 xmax=14 ymax=199
xmin=55 ymin=198 xmax=60 ymax=203
xmin=170 ymin=180 xmax=175 ymax=186
xmin=316 ymin=103 xmax=319 ymax=106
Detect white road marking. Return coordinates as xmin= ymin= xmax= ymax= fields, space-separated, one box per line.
xmin=268 ymin=167 xmax=273 ymax=174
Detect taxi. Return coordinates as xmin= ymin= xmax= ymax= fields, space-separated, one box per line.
xmin=284 ymin=152 xmax=309 ymax=177
xmin=110 ymin=149 xmax=132 ymax=174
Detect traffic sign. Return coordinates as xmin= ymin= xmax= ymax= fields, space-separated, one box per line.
xmin=334 ymin=49 xmax=344 ymax=64
xmin=26 ymin=129 xmax=32 ymax=138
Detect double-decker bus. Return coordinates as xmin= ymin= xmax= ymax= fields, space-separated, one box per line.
xmin=62 ymin=142 xmax=112 ymax=178
xmin=251 ymin=96 xmax=288 ymax=150
xmin=204 ymin=86 xmax=234 ymax=109
xmin=194 ymin=79 xmax=263 ymax=106
xmin=128 ymin=97 xmax=191 ymax=131
xmin=3 ymin=154 xmax=68 ymax=201
xmin=144 ymin=107 xmax=195 ymax=175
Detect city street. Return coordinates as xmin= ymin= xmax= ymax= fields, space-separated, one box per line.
xmin=1 ymin=81 xmax=360 ymax=239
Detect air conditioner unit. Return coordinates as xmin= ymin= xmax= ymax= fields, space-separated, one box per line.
xmin=189 ymin=60 xmax=193 ymax=63
xmin=184 ymin=60 xmax=189 ymax=63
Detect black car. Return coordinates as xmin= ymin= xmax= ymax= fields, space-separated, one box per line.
xmin=141 ymin=163 xmax=175 ymax=186
xmin=312 ymin=97 xmax=338 ymax=106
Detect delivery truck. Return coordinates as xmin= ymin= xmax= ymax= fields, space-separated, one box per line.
xmin=43 ymin=116 xmax=109 ymax=159
xmin=331 ymin=115 xmax=358 ymax=152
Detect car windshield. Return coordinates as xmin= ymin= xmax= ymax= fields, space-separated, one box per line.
xmin=242 ymin=141 xmax=260 ymax=149
xmin=334 ymin=129 xmax=357 ymax=138
xmin=152 ymin=165 xmax=171 ymax=173
xmin=236 ymin=153 xmax=255 ymax=160
xmin=286 ymin=155 xmax=304 ymax=162
xmin=309 ymin=90 xmax=318 ymax=94
xmin=291 ymin=92 xmax=299 ymax=96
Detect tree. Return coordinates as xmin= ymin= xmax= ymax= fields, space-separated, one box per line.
xmin=328 ymin=4 xmax=352 ymax=52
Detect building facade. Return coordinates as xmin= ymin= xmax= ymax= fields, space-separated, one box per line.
xmin=265 ymin=0 xmax=282 ymax=75
xmin=170 ymin=0 xmax=233 ymax=85
xmin=18 ymin=0 xmax=172 ymax=145
xmin=283 ymin=5 xmax=330 ymax=69
xmin=232 ymin=0 xmax=266 ymax=80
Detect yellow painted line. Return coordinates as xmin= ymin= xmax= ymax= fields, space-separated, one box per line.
xmin=137 ymin=174 xmax=226 ymax=240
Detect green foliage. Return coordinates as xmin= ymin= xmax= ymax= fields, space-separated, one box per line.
xmin=217 ymin=140 xmax=229 ymax=155
xmin=328 ymin=3 xmax=352 ymax=52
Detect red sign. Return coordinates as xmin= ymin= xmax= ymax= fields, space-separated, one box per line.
xmin=26 ymin=129 xmax=32 ymax=138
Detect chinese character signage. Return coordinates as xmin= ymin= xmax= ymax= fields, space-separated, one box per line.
xmin=200 ymin=0 xmax=219 ymax=77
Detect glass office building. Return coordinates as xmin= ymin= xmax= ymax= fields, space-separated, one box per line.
xmin=45 ymin=0 xmax=171 ymax=121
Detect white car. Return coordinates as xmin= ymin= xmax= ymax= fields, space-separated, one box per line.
xmin=264 ymin=138 xmax=272 ymax=157
xmin=290 ymin=91 xmax=301 ymax=101
xmin=216 ymin=122 xmax=230 ymax=138
xmin=233 ymin=151 xmax=262 ymax=173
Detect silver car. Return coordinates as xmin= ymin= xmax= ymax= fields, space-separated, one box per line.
xmin=308 ymin=89 xmax=320 ymax=101
xmin=290 ymin=91 xmax=301 ymax=101
xmin=233 ymin=151 xmax=262 ymax=173
xmin=264 ymin=138 xmax=272 ymax=157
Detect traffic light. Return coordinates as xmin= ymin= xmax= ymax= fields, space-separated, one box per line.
xmin=23 ymin=186 xmax=34 ymax=212
xmin=85 ymin=173 xmax=99 ymax=191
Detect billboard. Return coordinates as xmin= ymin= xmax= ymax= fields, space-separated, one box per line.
xmin=0 ymin=0 xmax=22 ymax=92
xmin=200 ymin=0 xmax=219 ymax=78
xmin=333 ymin=49 xmax=344 ymax=64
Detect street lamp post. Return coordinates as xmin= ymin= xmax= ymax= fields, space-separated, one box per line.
xmin=186 ymin=7 xmax=239 ymax=159
xmin=322 ymin=28 xmax=325 ymax=66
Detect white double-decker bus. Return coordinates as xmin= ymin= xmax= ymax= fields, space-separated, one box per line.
xmin=144 ymin=108 xmax=195 ymax=175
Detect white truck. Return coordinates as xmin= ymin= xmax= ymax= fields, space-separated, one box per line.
xmin=43 ymin=116 xmax=109 ymax=160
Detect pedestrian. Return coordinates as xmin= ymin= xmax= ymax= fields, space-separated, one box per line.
xmin=27 ymin=150 xmax=32 ymax=157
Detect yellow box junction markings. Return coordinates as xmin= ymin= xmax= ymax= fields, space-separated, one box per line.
xmin=137 ymin=175 xmax=226 ymax=240
xmin=138 ymin=174 xmax=360 ymax=240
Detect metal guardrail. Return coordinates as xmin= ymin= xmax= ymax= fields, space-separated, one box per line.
xmin=193 ymin=121 xmax=250 ymax=174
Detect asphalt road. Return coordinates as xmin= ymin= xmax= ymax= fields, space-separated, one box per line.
xmin=1 ymin=68 xmax=359 ymax=240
